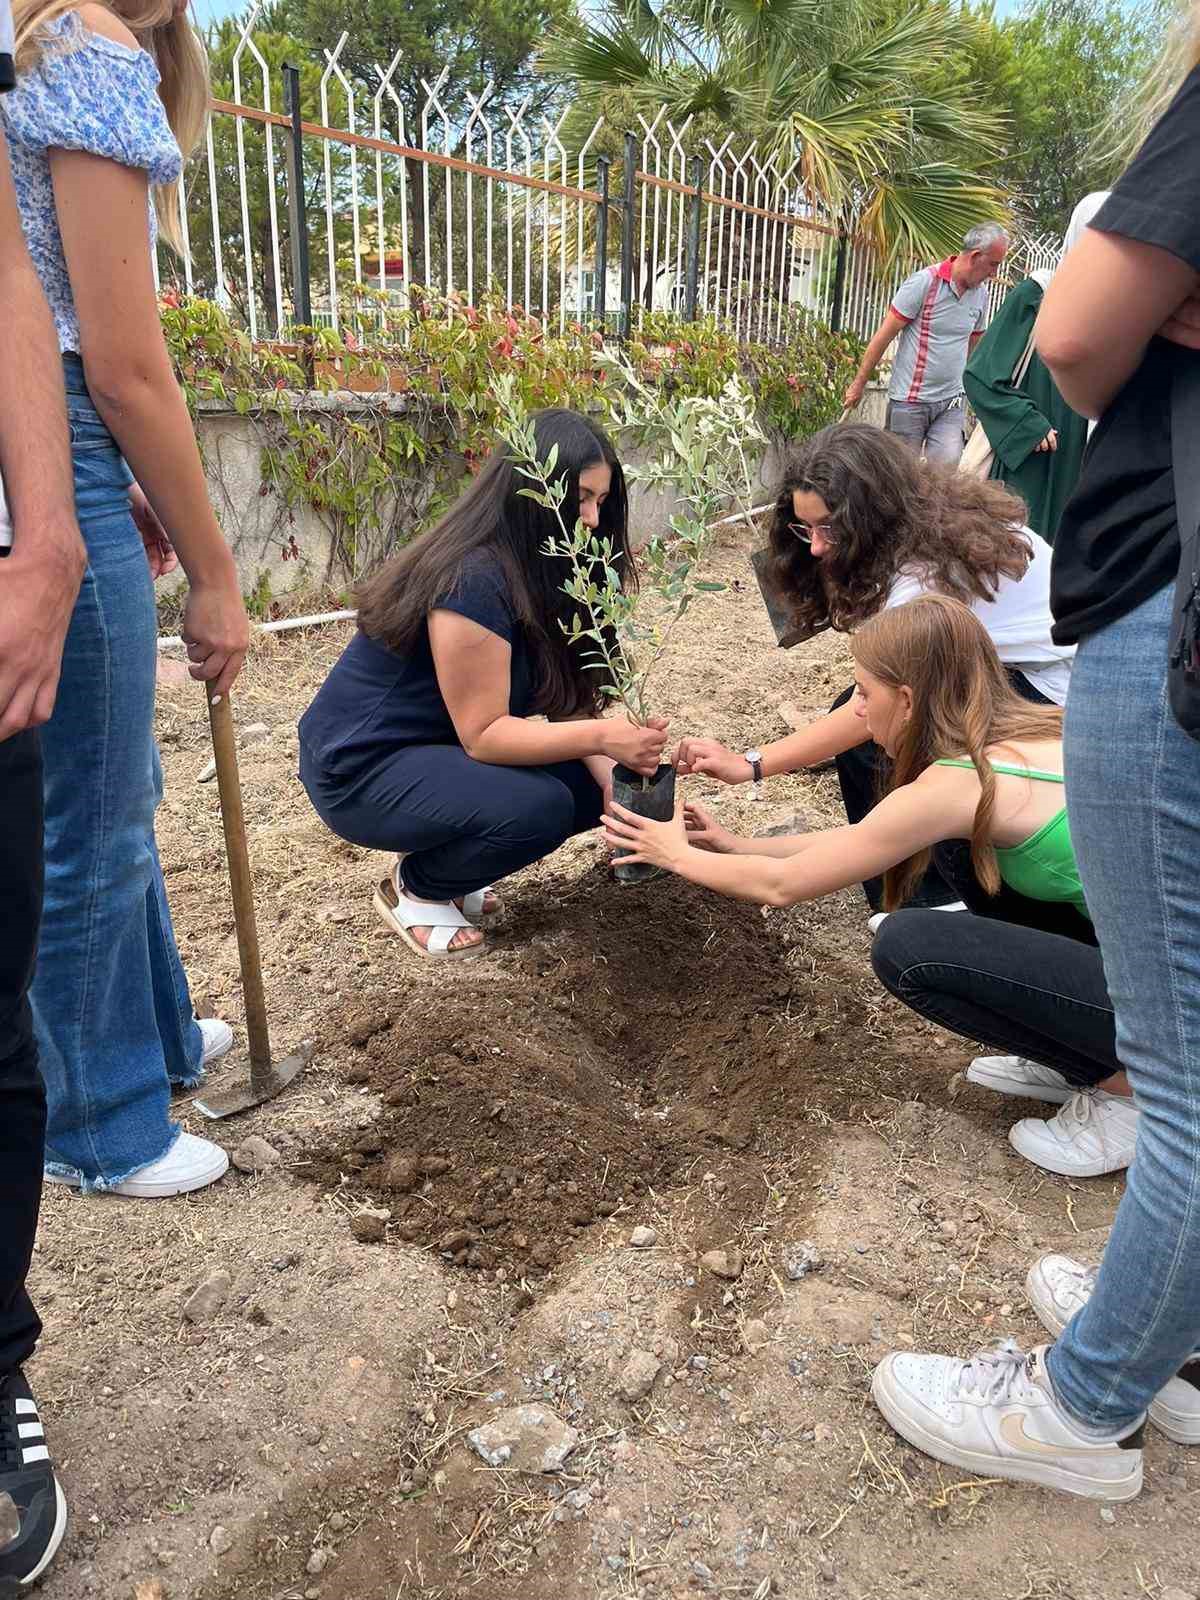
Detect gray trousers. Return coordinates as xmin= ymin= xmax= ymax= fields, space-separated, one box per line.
xmin=886 ymin=396 xmax=966 ymax=465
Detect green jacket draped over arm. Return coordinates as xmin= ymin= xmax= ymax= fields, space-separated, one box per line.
xmin=963 ymin=276 xmax=1088 ymax=544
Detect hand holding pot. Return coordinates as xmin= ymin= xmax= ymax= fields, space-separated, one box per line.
xmin=675 ymin=736 xmax=752 ymax=784
xmin=684 ymin=801 xmax=737 ymax=853
xmin=601 ymin=799 xmax=689 ymax=871
xmin=603 ymin=715 xmax=669 ymax=776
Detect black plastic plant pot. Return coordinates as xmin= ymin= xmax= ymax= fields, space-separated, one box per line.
xmin=610 ymin=762 xmax=677 ymax=885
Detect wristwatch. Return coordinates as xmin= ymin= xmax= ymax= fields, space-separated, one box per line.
xmin=744 ymin=748 xmax=764 ymax=786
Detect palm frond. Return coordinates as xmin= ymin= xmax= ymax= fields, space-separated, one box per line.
xmin=860 ymin=164 xmax=1010 ymax=263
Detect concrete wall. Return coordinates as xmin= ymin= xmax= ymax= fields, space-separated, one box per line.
xmin=179 ymin=381 xmax=887 ymax=600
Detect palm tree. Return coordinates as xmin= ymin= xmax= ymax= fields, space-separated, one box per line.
xmin=543 ymin=0 xmax=1009 ymax=263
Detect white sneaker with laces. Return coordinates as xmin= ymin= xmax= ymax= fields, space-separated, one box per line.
xmin=966 ymin=1055 xmax=1074 ymax=1105
xmin=199 ymin=1017 xmax=234 ymax=1067
xmin=872 ymin=1340 xmax=1144 ymax=1500
xmin=1008 ymin=1090 xmax=1139 ymax=1177
xmin=1026 ymin=1254 xmax=1200 ymax=1446
xmin=46 ymin=1131 xmax=229 ymax=1198
xmin=869 ymin=901 xmax=967 ymax=936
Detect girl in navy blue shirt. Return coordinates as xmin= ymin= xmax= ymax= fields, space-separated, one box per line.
xmin=300 ymin=408 xmax=668 ymax=959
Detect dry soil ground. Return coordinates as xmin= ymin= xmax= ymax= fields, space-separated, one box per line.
xmin=28 ymin=528 xmax=1200 ymax=1600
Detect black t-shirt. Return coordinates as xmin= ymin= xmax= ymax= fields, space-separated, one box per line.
xmin=297 ymin=553 xmax=535 ymax=781
xmin=1050 ymin=67 xmax=1200 ymax=646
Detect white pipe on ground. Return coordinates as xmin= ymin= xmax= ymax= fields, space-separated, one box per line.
xmin=157 ymin=608 xmax=357 ymax=652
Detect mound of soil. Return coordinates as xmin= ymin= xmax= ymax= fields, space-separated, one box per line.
xmin=297 ymin=858 xmax=808 ymax=1277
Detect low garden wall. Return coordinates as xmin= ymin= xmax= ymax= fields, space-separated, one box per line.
xmin=161 ymin=293 xmax=871 ymax=608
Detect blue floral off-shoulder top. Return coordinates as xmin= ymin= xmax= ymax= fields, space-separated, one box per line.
xmin=0 ymin=11 xmax=182 ymax=353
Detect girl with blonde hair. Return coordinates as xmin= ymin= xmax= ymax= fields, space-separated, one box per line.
xmin=1 ymin=0 xmax=248 ymax=1196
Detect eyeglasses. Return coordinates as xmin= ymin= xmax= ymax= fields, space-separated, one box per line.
xmin=787 ymin=520 xmax=837 ymax=546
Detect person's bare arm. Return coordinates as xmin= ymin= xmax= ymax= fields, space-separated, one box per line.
xmin=0 ymin=125 xmax=84 ymax=739
xmin=50 ymin=112 xmax=247 ymax=695
xmin=844 ymin=310 xmax=908 ymax=408
xmin=429 ymin=610 xmax=667 ymax=772
xmin=676 ymin=699 xmax=868 ymax=785
xmin=604 ymin=769 xmax=976 ymax=907
xmin=1037 ymin=231 xmax=1199 ymax=419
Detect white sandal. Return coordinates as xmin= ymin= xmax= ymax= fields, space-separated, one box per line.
xmin=373 ymin=874 xmax=486 ymax=961
xmin=392 ymin=856 xmax=502 ymax=923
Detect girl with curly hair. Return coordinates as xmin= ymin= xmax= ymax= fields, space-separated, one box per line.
xmin=675 ymin=423 xmax=1073 ymax=914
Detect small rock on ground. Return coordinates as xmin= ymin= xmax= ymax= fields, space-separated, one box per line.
xmin=628 ymin=1225 xmax=657 ymax=1249
xmin=782 ymin=1240 xmax=824 ymax=1281
xmin=196 ymin=758 xmax=217 ymax=784
xmin=231 ymin=1135 xmax=280 ymax=1174
xmin=467 ymin=1405 xmax=579 ymax=1472
xmin=350 ymin=1207 xmax=390 ymax=1244
xmin=699 ymin=1248 xmax=743 ymax=1281
xmin=617 ymin=1349 xmax=661 ymax=1404
xmin=306 ymin=1547 xmax=332 ymax=1575
xmin=742 ymin=1318 xmax=770 ymax=1350
xmin=182 ymin=1270 xmax=231 ymax=1323
xmin=208 ymin=1525 xmax=233 ymax=1555
xmin=239 ymin=722 xmax=272 ymax=744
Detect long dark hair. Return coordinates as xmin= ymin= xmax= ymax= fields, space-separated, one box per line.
xmin=767 ymin=424 xmax=1032 ymax=635
xmin=357 ymin=409 xmax=633 ymax=718
xmin=852 ymin=595 xmax=1063 ymax=911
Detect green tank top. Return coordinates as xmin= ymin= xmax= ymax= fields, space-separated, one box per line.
xmin=934 ymin=759 xmax=1089 ymax=919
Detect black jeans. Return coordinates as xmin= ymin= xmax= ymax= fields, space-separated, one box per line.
xmin=832 ymin=668 xmax=1055 ymax=911
xmin=0 ymin=730 xmax=47 ymax=1377
xmin=871 ymin=879 xmax=1118 ymax=1090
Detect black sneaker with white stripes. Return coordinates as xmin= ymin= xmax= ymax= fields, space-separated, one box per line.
xmin=0 ymin=1370 xmax=66 ymax=1590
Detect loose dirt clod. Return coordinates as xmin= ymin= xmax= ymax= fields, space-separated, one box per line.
xmin=618 ymin=1349 xmax=662 ymax=1403
xmin=231 ymin=1135 xmax=280 ymax=1174
xmin=699 ymin=1247 xmax=744 ymax=1280
xmin=182 ymin=1270 xmax=231 ymax=1323
xmin=350 ymin=1207 xmax=389 ymax=1243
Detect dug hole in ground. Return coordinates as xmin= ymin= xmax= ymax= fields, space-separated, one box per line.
xmin=32 ymin=526 xmax=1200 ymax=1600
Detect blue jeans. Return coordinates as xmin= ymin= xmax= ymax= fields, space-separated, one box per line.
xmin=1047 ymin=582 xmax=1200 ymax=1430
xmin=30 ymin=357 xmax=203 ymax=1191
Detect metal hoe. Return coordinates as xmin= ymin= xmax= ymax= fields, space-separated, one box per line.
xmin=193 ymin=684 xmax=312 ymax=1119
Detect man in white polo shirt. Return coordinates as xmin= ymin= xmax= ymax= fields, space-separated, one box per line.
xmin=0 ymin=0 xmax=85 ymax=1584
xmin=844 ymin=222 xmax=1010 ymax=464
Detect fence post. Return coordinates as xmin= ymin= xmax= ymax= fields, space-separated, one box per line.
xmin=684 ymin=154 xmax=702 ymax=321
xmin=829 ymin=229 xmax=849 ymax=334
xmin=283 ymin=64 xmax=312 ymax=334
xmin=595 ymin=156 xmax=610 ymax=330
xmin=619 ymin=131 xmax=636 ymax=341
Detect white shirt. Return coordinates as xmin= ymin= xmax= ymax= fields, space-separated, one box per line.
xmin=886 ymin=526 xmax=1074 ymax=706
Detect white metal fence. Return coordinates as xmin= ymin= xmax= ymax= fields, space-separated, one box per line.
xmin=161 ymin=5 xmax=1060 ymax=347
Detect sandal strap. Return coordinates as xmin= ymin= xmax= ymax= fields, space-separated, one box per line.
xmin=391 ymin=892 xmax=473 ymax=932
xmin=461 ymin=886 xmax=495 ymax=918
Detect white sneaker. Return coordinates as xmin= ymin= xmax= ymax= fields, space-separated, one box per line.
xmin=872 ymin=1340 xmax=1143 ymax=1501
xmin=199 ymin=1017 xmax=234 ymax=1067
xmin=1027 ymin=1254 xmax=1200 ymax=1446
xmin=48 ymin=1131 xmax=230 ymax=1198
xmin=869 ymin=901 xmax=966 ymax=935
xmin=1009 ymin=1090 xmax=1139 ymax=1177
xmin=967 ymin=1055 xmax=1075 ymax=1105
